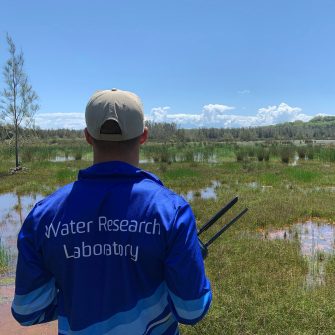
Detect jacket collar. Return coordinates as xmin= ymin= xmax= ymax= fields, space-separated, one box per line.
xmin=77 ymin=161 xmax=163 ymax=185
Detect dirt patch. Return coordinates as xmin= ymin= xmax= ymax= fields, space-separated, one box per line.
xmin=0 ymin=285 xmax=57 ymax=334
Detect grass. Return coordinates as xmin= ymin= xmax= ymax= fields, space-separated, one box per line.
xmin=164 ymin=167 xmax=201 ymax=180
xmin=0 ymin=159 xmax=89 ymax=195
xmin=181 ymin=237 xmax=335 ymax=334
xmin=1 ymin=141 xmax=335 ymax=333
xmin=284 ymin=167 xmax=320 ymax=183
xmin=0 ymin=243 xmax=9 ymax=274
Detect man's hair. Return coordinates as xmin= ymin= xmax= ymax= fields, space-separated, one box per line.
xmin=92 ymin=120 xmax=140 ymax=152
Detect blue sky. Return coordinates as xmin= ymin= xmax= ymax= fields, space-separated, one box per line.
xmin=1 ymin=0 xmax=335 ymax=129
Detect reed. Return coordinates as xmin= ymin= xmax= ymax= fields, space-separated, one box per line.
xmin=0 ymin=243 xmax=9 ymax=274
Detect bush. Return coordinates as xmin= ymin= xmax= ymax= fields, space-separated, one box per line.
xmin=235 ymin=148 xmax=247 ymax=162
xmin=297 ymin=147 xmax=306 ymax=159
xmin=280 ymin=147 xmax=292 ymax=164
xmin=307 ymin=146 xmax=314 ymax=160
xmin=256 ymin=148 xmax=265 ymax=162
xmin=74 ymin=150 xmax=83 ymax=160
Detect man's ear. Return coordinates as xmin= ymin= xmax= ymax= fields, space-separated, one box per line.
xmin=139 ymin=127 xmax=148 ymax=145
xmin=84 ymin=128 xmax=94 ymax=145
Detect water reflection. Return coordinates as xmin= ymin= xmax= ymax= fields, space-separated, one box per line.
xmin=50 ymin=155 xmax=75 ymax=162
xmin=183 ymin=180 xmax=221 ymax=201
xmin=0 ymin=193 xmax=43 ymax=275
xmin=263 ymin=221 xmax=335 ymax=287
xmin=247 ymin=182 xmax=259 ymax=189
xmin=289 ymin=154 xmax=299 ymax=166
xmin=139 ymin=158 xmax=154 ymax=164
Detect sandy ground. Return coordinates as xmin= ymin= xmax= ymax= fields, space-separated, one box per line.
xmin=0 ymin=285 xmax=57 ymax=334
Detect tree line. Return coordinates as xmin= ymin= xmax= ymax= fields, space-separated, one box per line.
xmin=145 ymin=118 xmax=335 ymax=142
xmin=1 ymin=117 xmax=334 ymax=144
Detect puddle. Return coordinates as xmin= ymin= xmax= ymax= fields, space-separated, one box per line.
xmin=49 ymin=155 xmax=92 ymax=162
xmin=139 ymin=158 xmax=154 ymax=164
xmin=246 ymin=182 xmax=273 ymax=192
xmin=193 ymin=153 xmax=218 ymax=163
xmin=261 ymin=185 xmax=273 ymax=191
xmin=0 ymin=192 xmax=57 ymax=334
xmin=0 ymin=193 xmax=43 ymax=276
xmin=263 ymin=221 xmax=335 ymax=287
xmin=247 ymin=181 xmax=259 ymax=189
xmin=50 ymin=155 xmax=75 ymax=162
xmin=313 ymin=186 xmax=335 ymax=193
xmin=183 ymin=180 xmax=221 ymax=201
xmin=289 ymin=154 xmax=299 ymax=166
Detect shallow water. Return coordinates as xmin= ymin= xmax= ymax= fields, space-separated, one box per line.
xmin=247 ymin=181 xmax=259 ymax=189
xmin=139 ymin=158 xmax=154 ymax=164
xmin=289 ymin=153 xmax=299 ymax=166
xmin=0 ymin=193 xmax=43 ymax=275
xmin=0 ymin=192 xmax=57 ymax=334
xmin=183 ymin=180 xmax=221 ymax=201
xmin=263 ymin=221 xmax=335 ymax=287
xmin=49 ymin=155 xmax=75 ymax=162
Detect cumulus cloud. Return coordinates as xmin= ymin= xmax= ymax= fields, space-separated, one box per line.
xmin=148 ymin=102 xmax=314 ymax=128
xmin=35 ymin=112 xmax=85 ymax=129
xmin=150 ymin=107 xmax=171 ymax=123
xmin=255 ymin=103 xmax=311 ymax=125
xmin=147 ymin=104 xmax=236 ymax=128
xmin=34 ymin=102 xmax=316 ymax=129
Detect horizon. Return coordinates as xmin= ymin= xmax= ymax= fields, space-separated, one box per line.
xmin=2 ymin=113 xmax=330 ymax=132
xmin=1 ymin=0 xmax=335 ymax=130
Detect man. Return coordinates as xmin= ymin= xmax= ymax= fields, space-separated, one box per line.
xmin=12 ymin=88 xmax=212 ymax=334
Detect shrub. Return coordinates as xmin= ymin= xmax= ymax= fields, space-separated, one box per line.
xmin=280 ymin=147 xmax=292 ymax=164
xmin=297 ymin=147 xmax=306 ymax=159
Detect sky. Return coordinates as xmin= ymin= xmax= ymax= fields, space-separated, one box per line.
xmin=1 ymin=0 xmax=335 ymax=129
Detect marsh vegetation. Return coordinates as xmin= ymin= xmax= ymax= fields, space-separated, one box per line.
xmin=1 ymin=139 xmax=335 ymax=334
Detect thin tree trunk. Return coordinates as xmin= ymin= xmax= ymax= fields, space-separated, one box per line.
xmin=13 ymin=59 xmax=19 ymax=168
xmin=15 ymin=123 xmax=19 ymax=168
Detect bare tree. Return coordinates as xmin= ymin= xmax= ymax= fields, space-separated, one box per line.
xmin=1 ymin=33 xmax=39 ymax=168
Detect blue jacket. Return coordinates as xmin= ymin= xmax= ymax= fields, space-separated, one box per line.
xmin=12 ymin=161 xmax=212 ymax=335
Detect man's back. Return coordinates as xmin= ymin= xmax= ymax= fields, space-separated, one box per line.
xmin=12 ymin=161 xmax=211 ymax=334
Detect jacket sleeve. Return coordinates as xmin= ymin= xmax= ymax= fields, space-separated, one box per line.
xmin=164 ymin=203 xmax=212 ymax=325
xmin=11 ymin=208 xmax=58 ymax=326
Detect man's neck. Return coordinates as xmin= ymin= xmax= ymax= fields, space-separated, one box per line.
xmin=93 ymin=152 xmax=139 ymax=167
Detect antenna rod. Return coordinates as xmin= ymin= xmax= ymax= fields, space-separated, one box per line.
xmin=204 ymin=208 xmax=248 ymax=248
xmin=197 ymin=196 xmax=238 ymax=236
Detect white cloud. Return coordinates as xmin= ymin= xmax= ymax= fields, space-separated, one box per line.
xmin=150 ymin=106 xmax=171 ymax=123
xmin=148 ymin=102 xmax=314 ymax=128
xmin=35 ymin=112 xmax=85 ymax=129
xmin=147 ymin=104 xmax=236 ymax=128
xmin=34 ymin=102 xmax=318 ymax=129
xmin=254 ymin=103 xmax=311 ymax=125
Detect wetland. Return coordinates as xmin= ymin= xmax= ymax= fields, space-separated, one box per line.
xmin=1 ymin=140 xmax=335 ymax=334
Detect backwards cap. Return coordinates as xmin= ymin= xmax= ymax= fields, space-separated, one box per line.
xmin=85 ymin=88 xmax=144 ymax=141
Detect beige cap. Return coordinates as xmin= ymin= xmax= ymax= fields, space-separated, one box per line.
xmin=85 ymin=88 xmax=144 ymax=141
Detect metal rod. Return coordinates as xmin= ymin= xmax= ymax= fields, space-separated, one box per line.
xmin=197 ymin=196 xmax=238 ymax=236
xmin=204 ymin=207 xmax=248 ymax=248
